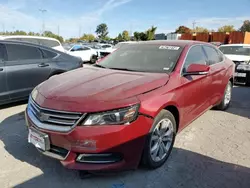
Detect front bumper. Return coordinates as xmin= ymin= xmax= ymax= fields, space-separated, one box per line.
xmin=234 ymin=64 xmax=250 ymax=83
xmin=25 ymin=109 xmax=153 ymax=171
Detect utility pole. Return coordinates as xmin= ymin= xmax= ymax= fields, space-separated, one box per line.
xmin=39 ymin=9 xmax=47 ymax=35
xmin=129 ymin=23 xmax=133 ymax=37
xmin=192 ymin=20 xmax=197 ymax=31
xmin=2 ymin=23 xmax=5 ymax=34
xmin=57 ymin=25 xmax=60 ymax=36
xmin=79 ymin=25 xmax=82 ymax=38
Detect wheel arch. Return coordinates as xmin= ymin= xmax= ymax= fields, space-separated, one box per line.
xmin=163 ymin=105 xmax=180 ymax=132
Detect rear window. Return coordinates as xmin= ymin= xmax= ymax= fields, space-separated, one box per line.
xmin=219 ymin=46 xmax=250 ymax=56
xmin=38 ymin=39 xmax=61 ymax=48
xmin=99 ymin=44 xmax=183 ymax=73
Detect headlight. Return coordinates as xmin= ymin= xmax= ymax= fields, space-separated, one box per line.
xmin=31 ymin=87 xmax=38 ymax=101
xmin=237 ymin=64 xmax=250 ymax=71
xmin=82 ymin=105 xmax=139 ymax=126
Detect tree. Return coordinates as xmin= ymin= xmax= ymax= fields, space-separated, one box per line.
xmin=80 ymin=34 xmax=95 ymax=42
xmin=138 ymin=32 xmax=147 ymax=41
xmin=134 ymin=32 xmax=140 ymax=40
xmin=146 ymin=26 xmax=157 ymax=40
xmin=239 ymin=20 xmax=250 ymax=32
xmin=192 ymin=27 xmax=209 ymax=33
xmin=117 ymin=33 xmax=123 ymax=41
xmin=95 ymin=23 xmax=109 ymax=39
xmin=28 ymin=32 xmax=40 ymax=36
xmin=43 ymin=31 xmax=64 ymax=42
xmin=218 ymin=25 xmax=235 ymax=32
xmin=175 ymin=26 xmax=191 ymax=34
xmin=122 ymin=30 xmax=130 ymax=41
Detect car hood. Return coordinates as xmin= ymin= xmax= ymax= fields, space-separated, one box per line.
xmin=37 ymin=66 xmax=169 ymax=103
xmin=225 ymin=54 xmax=250 ymax=62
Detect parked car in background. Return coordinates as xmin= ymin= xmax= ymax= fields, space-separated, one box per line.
xmin=66 ymin=44 xmax=97 ymax=63
xmin=0 ymin=35 xmax=65 ymax=52
xmin=0 ymin=40 xmax=82 ymax=105
xmin=26 ymin=40 xmax=234 ymax=176
xmin=219 ymin=44 xmax=250 ymax=86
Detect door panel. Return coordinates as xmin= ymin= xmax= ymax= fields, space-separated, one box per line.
xmin=5 ymin=44 xmax=51 ymax=100
xmin=203 ymin=46 xmax=227 ymax=105
xmin=180 ymin=45 xmax=212 ymax=126
xmin=180 ymin=74 xmax=212 ymax=126
xmin=0 ymin=61 xmax=10 ymax=103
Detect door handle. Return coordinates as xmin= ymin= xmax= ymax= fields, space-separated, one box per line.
xmin=0 ymin=68 xmax=3 ymax=71
xmin=38 ymin=63 xmax=49 ymax=67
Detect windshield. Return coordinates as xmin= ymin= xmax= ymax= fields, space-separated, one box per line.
xmin=219 ymin=46 xmax=250 ymax=56
xmin=99 ymin=44 xmax=183 ymax=73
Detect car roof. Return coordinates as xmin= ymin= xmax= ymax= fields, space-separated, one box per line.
xmin=0 ymin=35 xmax=61 ymax=43
xmin=220 ymin=44 xmax=250 ymax=47
xmin=0 ymin=39 xmax=62 ymax=53
xmin=127 ymin=40 xmax=207 ymax=47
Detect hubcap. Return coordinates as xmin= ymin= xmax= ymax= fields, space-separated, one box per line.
xmin=224 ymin=84 xmax=232 ymax=105
xmin=150 ymin=118 xmax=174 ymax=162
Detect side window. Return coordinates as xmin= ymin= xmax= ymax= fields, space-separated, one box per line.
xmin=5 ymin=44 xmax=43 ymax=61
xmin=0 ymin=44 xmax=7 ymax=60
xmin=216 ymin=49 xmax=224 ymax=62
xmin=203 ymin=46 xmax=221 ymax=65
xmin=41 ymin=49 xmax=57 ymax=59
xmin=183 ymin=46 xmax=207 ymax=72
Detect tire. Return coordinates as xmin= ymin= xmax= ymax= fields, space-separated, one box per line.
xmin=142 ymin=110 xmax=177 ymax=169
xmin=90 ymin=55 xmax=98 ymax=64
xmin=215 ymin=81 xmax=232 ymax=110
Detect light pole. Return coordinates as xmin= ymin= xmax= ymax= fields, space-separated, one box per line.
xmin=39 ymin=9 xmax=47 ymax=35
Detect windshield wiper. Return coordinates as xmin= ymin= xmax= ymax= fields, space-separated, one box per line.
xmin=92 ymin=64 xmax=107 ymax=69
xmin=108 ymin=67 xmax=139 ymax=72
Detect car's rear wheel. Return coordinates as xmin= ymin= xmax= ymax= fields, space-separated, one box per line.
xmin=215 ymin=81 xmax=232 ymax=110
xmin=142 ymin=110 xmax=176 ymax=169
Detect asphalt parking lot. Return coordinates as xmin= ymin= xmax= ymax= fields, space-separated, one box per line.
xmin=0 ymin=85 xmax=250 ymax=188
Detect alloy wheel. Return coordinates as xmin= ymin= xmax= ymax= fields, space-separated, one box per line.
xmin=150 ymin=118 xmax=174 ymax=162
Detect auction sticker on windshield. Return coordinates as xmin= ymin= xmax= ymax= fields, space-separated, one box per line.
xmin=159 ymin=46 xmax=180 ymax=50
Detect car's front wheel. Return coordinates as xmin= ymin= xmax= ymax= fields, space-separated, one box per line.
xmin=215 ymin=81 xmax=232 ymax=110
xmin=142 ymin=110 xmax=176 ymax=169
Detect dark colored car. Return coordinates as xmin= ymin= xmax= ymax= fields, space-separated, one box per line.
xmin=26 ymin=40 xmax=234 ymax=176
xmin=0 ymin=40 xmax=82 ymax=105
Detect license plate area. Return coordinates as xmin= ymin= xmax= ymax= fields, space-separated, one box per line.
xmin=28 ymin=128 xmax=50 ymax=151
xmin=234 ymin=72 xmax=246 ymax=77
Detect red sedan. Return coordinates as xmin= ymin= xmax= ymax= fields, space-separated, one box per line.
xmin=25 ymin=40 xmax=235 ymax=175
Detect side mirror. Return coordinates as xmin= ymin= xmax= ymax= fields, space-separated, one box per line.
xmin=183 ymin=64 xmax=210 ymax=76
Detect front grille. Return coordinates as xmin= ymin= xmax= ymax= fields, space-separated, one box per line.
xmin=28 ymin=98 xmax=85 ymax=132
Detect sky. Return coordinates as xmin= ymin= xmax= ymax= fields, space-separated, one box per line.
xmin=0 ymin=0 xmax=249 ymax=39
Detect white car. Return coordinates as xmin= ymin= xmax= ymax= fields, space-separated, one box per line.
xmin=219 ymin=44 xmax=250 ymax=86
xmin=0 ymin=35 xmax=65 ymax=52
xmin=66 ymin=44 xmax=97 ymax=63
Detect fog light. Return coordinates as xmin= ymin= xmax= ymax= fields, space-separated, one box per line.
xmin=76 ymin=153 xmax=123 ymax=164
